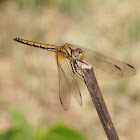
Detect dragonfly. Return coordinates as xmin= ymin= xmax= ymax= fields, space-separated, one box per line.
xmin=14 ymin=37 xmax=136 ymax=110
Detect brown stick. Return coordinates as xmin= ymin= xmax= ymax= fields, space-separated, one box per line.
xmin=81 ymin=65 xmax=119 ymax=140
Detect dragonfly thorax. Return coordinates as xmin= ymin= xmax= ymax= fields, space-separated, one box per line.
xmin=72 ymin=48 xmax=84 ymax=61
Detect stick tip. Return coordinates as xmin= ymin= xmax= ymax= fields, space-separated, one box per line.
xmin=81 ymin=64 xmax=92 ymax=69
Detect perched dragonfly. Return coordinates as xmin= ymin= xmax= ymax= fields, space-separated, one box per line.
xmin=14 ymin=38 xmax=136 ymax=110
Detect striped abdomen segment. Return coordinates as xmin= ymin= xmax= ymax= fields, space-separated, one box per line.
xmin=13 ymin=38 xmax=56 ymax=52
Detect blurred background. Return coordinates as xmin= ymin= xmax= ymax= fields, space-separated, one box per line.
xmin=0 ymin=0 xmax=140 ymax=140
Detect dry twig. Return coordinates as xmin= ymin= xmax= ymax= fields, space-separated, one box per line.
xmin=81 ymin=65 xmax=119 ymax=140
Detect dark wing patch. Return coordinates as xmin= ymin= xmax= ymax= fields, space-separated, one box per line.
xmin=127 ymin=64 xmax=135 ymax=69
xmin=115 ymin=65 xmax=121 ymax=70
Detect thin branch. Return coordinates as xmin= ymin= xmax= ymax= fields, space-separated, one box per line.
xmin=81 ymin=64 xmax=119 ymax=140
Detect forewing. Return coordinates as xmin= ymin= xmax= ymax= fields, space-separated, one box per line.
xmin=81 ymin=47 xmax=136 ymax=80
xmin=104 ymin=57 xmax=136 ymax=77
xmin=56 ymin=51 xmax=82 ymax=111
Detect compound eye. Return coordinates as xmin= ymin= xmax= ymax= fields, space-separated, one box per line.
xmin=72 ymin=48 xmax=83 ymax=61
xmin=72 ymin=53 xmax=79 ymax=60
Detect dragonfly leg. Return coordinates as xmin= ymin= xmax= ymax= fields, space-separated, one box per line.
xmin=79 ymin=60 xmax=88 ymax=65
xmin=70 ymin=61 xmax=76 ymax=74
xmin=73 ymin=62 xmax=84 ymax=81
xmin=70 ymin=61 xmax=84 ymax=81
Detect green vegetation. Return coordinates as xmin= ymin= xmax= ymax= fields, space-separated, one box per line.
xmin=0 ymin=107 xmax=86 ymax=140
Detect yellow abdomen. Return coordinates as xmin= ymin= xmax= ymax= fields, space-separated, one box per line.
xmin=13 ymin=37 xmax=56 ymax=52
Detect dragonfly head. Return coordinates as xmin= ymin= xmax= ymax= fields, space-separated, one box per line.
xmin=72 ymin=48 xmax=84 ymax=61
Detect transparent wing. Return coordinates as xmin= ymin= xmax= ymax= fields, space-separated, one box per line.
xmin=81 ymin=47 xmax=136 ymax=80
xmin=56 ymin=51 xmax=82 ymax=111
